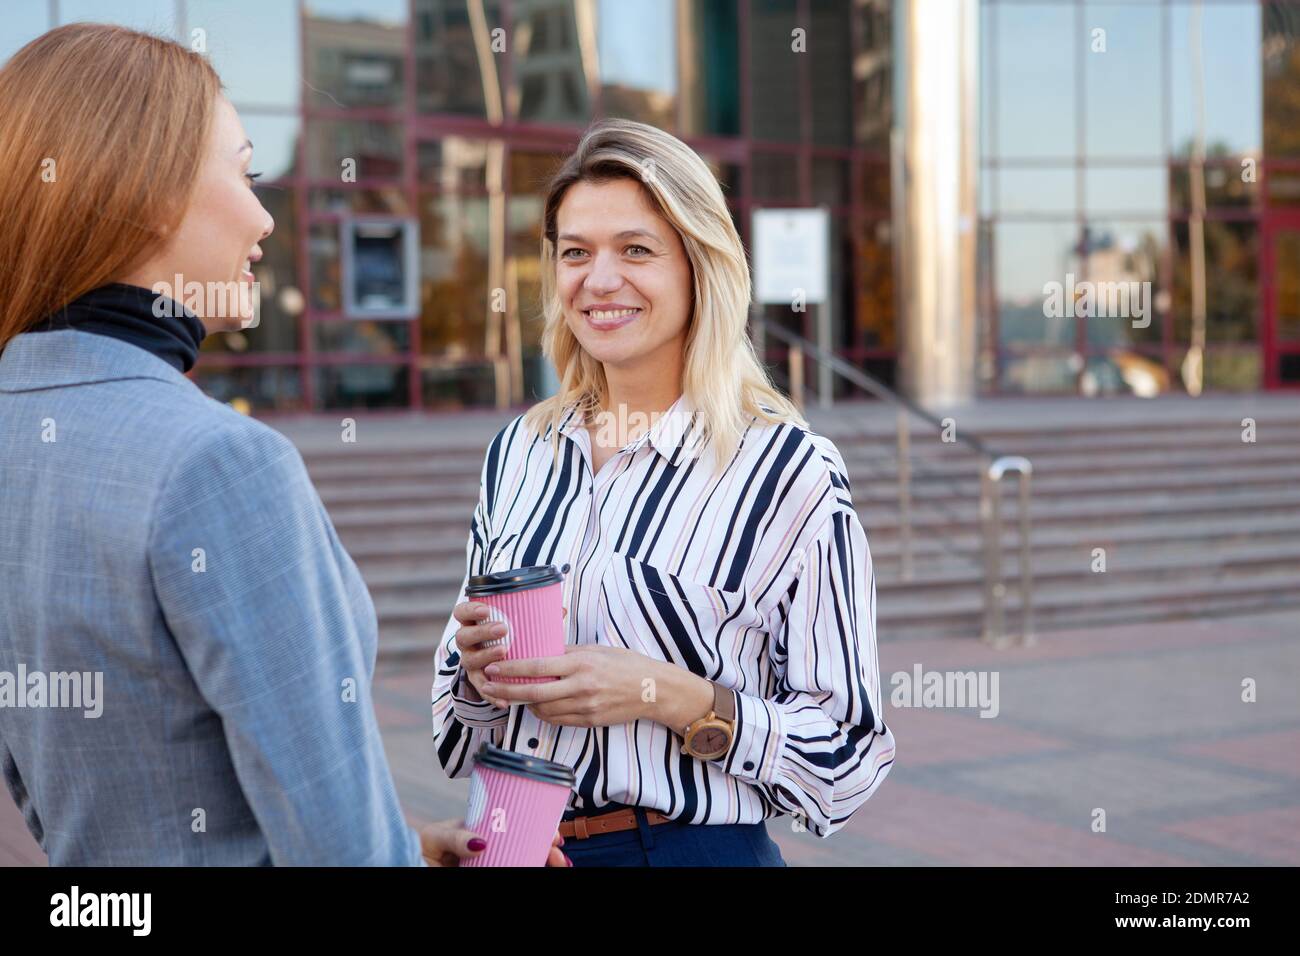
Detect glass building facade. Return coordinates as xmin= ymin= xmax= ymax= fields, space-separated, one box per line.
xmin=1 ymin=1 xmax=1296 ymax=407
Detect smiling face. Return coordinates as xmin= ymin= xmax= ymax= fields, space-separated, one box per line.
xmin=555 ymin=177 xmax=693 ymax=381
xmin=122 ymin=94 xmax=274 ymax=332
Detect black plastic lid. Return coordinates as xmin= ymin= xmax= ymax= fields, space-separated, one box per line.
xmin=473 ymin=742 xmax=576 ymax=788
xmin=466 ymin=564 xmax=563 ymax=597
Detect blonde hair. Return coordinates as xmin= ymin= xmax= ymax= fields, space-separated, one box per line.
xmin=521 ymin=117 xmax=807 ymax=478
xmin=0 ymin=23 xmax=222 ymax=351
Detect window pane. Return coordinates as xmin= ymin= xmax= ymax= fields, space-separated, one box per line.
xmin=996 ymin=167 xmax=1077 ymax=216
xmin=812 ymin=156 xmax=850 ymax=206
xmin=310 ymin=222 xmax=341 ymax=311
xmin=750 ymin=0 xmax=801 ymax=143
xmin=1083 ymin=166 xmax=1167 ymax=216
xmin=194 ymin=366 xmax=306 ymax=413
xmin=309 ymin=187 xmax=411 ymax=215
xmin=598 ymin=0 xmax=677 ymax=131
xmin=418 ymin=195 xmax=491 ymax=358
xmin=1173 ymin=220 xmax=1259 ymax=344
xmin=679 ymin=0 xmax=740 ymax=137
xmin=240 ymin=115 xmax=301 ymax=182
xmin=854 ymin=0 xmax=892 ymax=152
xmin=995 ymin=221 xmax=1082 ymax=347
xmin=999 ymin=354 xmax=1081 ymax=394
xmin=1080 ymin=353 xmax=1173 ymax=398
xmin=1170 ymin=161 xmax=1258 ymax=210
xmin=995 ymin=4 xmax=1076 ymax=158
xmin=0 ymin=1 xmax=50 ymax=67
xmin=1203 ymin=350 xmax=1261 ymax=391
xmin=188 ymin=0 xmax=300 ymax=109
xmin=415 ymin=0 xmax=505 ymax=118
xmin=1170 ymin=3 xmax=1262 ymax=158
xmin=1083 ymin=2 xmax=1162 ymax=159
xmin=509 ymin=148 xmax=569 ymax=197
xmin=511 ymin=0 xmax=592 ymax=125
xmin=60 ymin=0 xmax=178 ymax=36
xmin=862 ymin=161 xmax=891 ymax=212
xmin=1274 ymin=229 xmax=1300 ymax=341
xmin=303 ymin=0 xmax=406 ymax=109
xmin=418 ymin=137 xmax=494 ymax=192
xmin=1079 ymin=220 xmax=1165 ymax=349
xmin=306 ymin=120 xmax=403 ymax=180
xmin=315 ymin=319 xmax=411 ymax=353
xmin=751 ymin=151 xmax=800 ymax=202
xmin=810 ymin=0 xmax=852 ymax=146
xmin=857 ymin=219 xmax=895 ymax=349
xmin=422 ymin=360 xmax=498 ymax=409
xmin=315 ymin=364 xmax=409 ymax=409
xmin=1264 ymin=0 xmax=1300 ymax=158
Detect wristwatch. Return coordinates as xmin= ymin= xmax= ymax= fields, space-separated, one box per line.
xmin=680 ymin=680 xmax=736 ymax=761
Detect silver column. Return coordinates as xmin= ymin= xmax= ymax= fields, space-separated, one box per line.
xmin=894 ymin=0 xmax=979 ymax=406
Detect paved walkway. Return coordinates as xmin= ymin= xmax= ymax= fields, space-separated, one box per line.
xmin=4 ymin=608 xmax=1298 ymax=866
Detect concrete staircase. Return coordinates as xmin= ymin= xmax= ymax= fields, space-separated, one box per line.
xmin=273 ymin=395 xmax=1300 ymax=655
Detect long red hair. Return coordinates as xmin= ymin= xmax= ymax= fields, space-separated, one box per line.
xmin=0 ymin=23 xmax=221 ymax=352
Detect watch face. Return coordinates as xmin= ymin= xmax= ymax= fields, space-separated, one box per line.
xmin=694 ymin=728 xmax=728 ymax=757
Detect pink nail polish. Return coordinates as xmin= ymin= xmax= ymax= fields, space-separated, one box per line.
xmin=468 ymin=837 xmax=487 ymax=851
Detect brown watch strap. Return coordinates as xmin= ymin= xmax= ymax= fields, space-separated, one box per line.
xmin=712 ymin=680 xmax=735 ymax=722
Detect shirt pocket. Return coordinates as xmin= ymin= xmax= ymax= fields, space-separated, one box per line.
xmin=598 ymin=551 xmax=748 ymax=674
xmin=482 ymin=532 xmax=519 ymax=574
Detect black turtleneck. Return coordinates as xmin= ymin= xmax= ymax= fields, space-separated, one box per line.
xmin=30 ymin=283 xmax=207 ymax=374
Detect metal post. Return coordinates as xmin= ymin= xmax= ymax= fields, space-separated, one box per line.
xmin=789 ymin=343 xmax=804 ymax=410
xmin=1017 ymin=469 xmax=1035 ymax=647
xmin=896 ymin=406 xmax=913 ymax=581
xmin=979 ymin=462 xmax=1005 ymax=647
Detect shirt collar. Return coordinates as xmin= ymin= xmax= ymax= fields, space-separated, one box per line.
xmin=555 ymin=392 xmax=701 ymax=465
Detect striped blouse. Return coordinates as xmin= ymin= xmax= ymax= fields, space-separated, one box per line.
xmin=431 ymin=391 xmax=895 ymax=838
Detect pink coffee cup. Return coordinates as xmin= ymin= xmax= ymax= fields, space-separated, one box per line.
xmin=460 ymin=743 xmax=576 ymax=867
xmin=465 ymin=565 xmax=567 ymax=684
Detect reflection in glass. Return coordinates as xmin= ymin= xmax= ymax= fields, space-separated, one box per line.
xmin=812 ymin=156 xmax=850 ymax=206
xmin=511 ymin=0 xmax=593 ymax=125
xmin=306 ymin=120 xmax=403 ymax=180
xmin=1083 ymin=2 xmax=1162 ymax=159
xmin=1170 ymin=3 xmax=1261 ymax=158
xmin=415 ymin=0 xmax=504 ymax=118
xmin=510 ymin=148 xmax=569 ymax=197
xmin=310 ymin=187 xmax=411 ymax=215
xmin=418 ymin=138 xmax=492 ymax=192
xmin=999 ymin=354 xmax=1080 ymax=394
xmin=857 ymin=219 xmax=895 ymax=349
xmin=995 ymin=4 xmax=1076 ymax=158
xmin=679 ymin=0 xmax=739 ymax=137
xmin=194 ymin=366 xmax=305 ymax=413
xmin=995 ymin=221 xmax=1082 ymax=347
xmin=1173 ymin=220 xmax=1258 ymax=344
xmin=1170 ymin=162 xmax=1257 ymax=210
xmin=598 ymin=0 xmax=676 ymax=130
xmin=996 ymin=167 xmax=1076 ymax=216
xmin=854 ymin=0 xmax=892 ymax=152
xmin=422 ymin=360 xmax=497 ymax=409
xmin=1080 ymin=220 xmax=1165 ymax=350
xmin=1083 ymin=167 xmax=1167 ymax=216
xmin=1203 ymin=350 xmax=1261 ymax=391
xmin=419 ymin=195 xmax=491 ymax=358
xmin=60 ymin=0 xmax=177 ymax=36
xmin=1274 ymin=230 xmax=1300 ymax=341
xmin=1 ymin=1 xmax=49 ymax=66
xmin=810 ymin=0 xmax=852 ymax=146
xmin=240 ymin=115 xmax=301 ymax=182
xmin=1080 ymin=353 xmax=1171 ymax=398
xmin=310 ymin=222 xmax=341 ymax=311
xmin=751 ymin=151 xmax=799 ymax=202
xmin=862 ymin=161 xmax=890 ymax=212
xmin=1264 ymin=1 xmax=1300 ymax=158
xmin=508 ymin=195 xmax=545 ymax=354
xmin=304 ymin=0 xmax=406 ymax=109
xmin=315 ymin=319 xmax=410 ymax=353
xmin=316 ymin=364 xmax=409 ymax=409
xmin=750 ymin=0 xmax=800 ymax=143
xmin=187 ymin=0 xmax=300 ymax=109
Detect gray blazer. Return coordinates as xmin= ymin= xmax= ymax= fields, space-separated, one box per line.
xmin=0 ymin=330 xmax=421 ymax=865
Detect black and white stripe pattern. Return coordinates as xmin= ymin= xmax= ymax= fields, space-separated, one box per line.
xmin=432 ymin=392 xmax=895 ymax=837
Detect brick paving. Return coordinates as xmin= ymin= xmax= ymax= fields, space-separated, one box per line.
xmin=3 ymin=608 xmax=1297 ymax=866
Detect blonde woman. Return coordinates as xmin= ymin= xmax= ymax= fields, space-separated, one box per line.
xmin=434 ymin=118 xmax=895 ymax=866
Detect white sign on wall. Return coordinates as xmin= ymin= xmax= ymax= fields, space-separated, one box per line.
xmin=752 ymin=208 xmax=830 ymax=306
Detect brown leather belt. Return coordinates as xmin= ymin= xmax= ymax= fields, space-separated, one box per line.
xmin=558 ymin=807 xmax=674 ymax=840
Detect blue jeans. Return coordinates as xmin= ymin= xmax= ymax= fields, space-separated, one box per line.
xmin=562 ymin=804 xmax=788 ymax=867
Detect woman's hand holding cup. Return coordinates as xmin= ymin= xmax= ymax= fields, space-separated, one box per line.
xmin=454 ymin=602 xmax=568 ymax=708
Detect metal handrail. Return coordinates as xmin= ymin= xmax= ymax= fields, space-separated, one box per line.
xmin=754 ymin=316 xmax=1034 ymax=646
